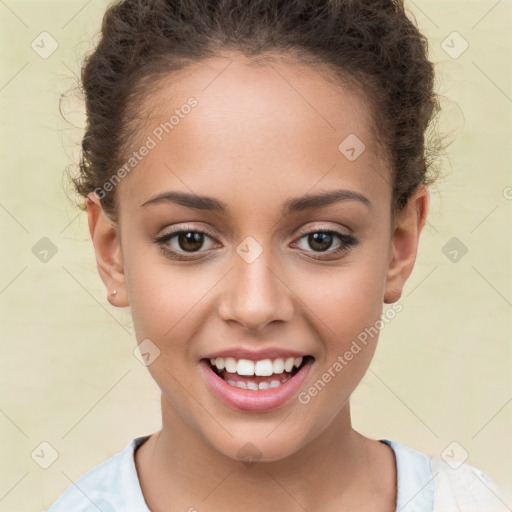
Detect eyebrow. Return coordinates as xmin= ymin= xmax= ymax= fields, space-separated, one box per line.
xmin=140 ymin=188 xmax=372 ymax=215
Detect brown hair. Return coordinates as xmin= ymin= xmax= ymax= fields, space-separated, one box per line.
xmin=69 ymin=0 xmax=442 ymax=221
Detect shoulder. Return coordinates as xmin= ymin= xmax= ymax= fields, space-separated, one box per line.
xmin=429 ymin=455 xmax=503 ymax=512
xmin=383 ymin=440 xmax=504 ymax=512
xmin=45 ymin=436 xmax=151 ymax=512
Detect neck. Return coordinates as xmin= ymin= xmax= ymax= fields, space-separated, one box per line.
xmin=135 ymin=396 xmax=394 ymax=512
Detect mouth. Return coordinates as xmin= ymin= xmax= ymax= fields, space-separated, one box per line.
xmin=206 ymin=355 xmax=311 ymax=389
xmin=199 ymin=355 xmax=314 ymax=412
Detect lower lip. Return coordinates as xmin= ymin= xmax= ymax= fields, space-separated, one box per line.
xmin=199 ymin=358 xmax=313 ymax=412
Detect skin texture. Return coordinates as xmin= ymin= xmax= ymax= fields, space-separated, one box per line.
xmin=86 ymin=53 xmax=428 ymax=511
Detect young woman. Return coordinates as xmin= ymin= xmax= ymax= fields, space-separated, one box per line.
xmin=47 ymin=0 xmax=502 ymax=510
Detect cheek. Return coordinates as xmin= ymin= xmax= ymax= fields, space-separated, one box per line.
xmin=127 ymin=263 xmax=211 ymax=341
xmin=124 ymin=237 xmax=194 ymax=321
xmin=125 ymin=258 xmax=212 ymax=403
xmin=291 ymin=265 xmax=386 ymax=424
xmin=296 ymin=258 xmax=387 ymax=342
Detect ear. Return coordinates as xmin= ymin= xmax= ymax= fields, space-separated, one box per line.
xmin=86 ymin=192 xmax=129 ymax=307
xmin=384 ymin=185 xmax=429 ymax=304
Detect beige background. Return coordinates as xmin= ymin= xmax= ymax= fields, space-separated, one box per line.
xmin=0 ymin=1 xmax=511 ymax=510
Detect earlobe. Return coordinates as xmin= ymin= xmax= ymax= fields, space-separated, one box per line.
xmin=383 ymin=186 xmax=429 ymax=304
xmin=86 ymin=192 xmax=129 ymax=307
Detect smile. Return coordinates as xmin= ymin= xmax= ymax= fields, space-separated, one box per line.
xmin=200 ymin=354 xmax=314 ymax=412
xmin=209 ymin=356 xmax=305 ymax=389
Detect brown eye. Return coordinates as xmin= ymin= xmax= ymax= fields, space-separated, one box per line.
xmin=175 ymin=231 xmax=205 ymax=252
xmin=293 ymin=229 xmax=359 ymax=260
xmin=153 ymin=226 xmax=217 ymax=260
xmin=307 ymin=232 xmax=335 ymax=252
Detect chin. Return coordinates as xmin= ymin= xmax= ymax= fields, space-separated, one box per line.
xmin=204 ymin=424 xmax=310 ymax=465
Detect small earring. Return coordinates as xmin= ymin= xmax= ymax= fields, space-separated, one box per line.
xmin=111 ymin=290 xmax=117 ymax=296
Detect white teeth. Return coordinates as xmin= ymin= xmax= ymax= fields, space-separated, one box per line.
xmin=237 ymin=359 xmax=255 ymax=376
xmin=210 ymin=355 xmax=306 ymax=377
xmin=284 ymin=357 xmax=294 ymax=372
xmin=272 ymin=358 xmax=285 ymax=374
xmin=255 ymin=359 xmax=273 ymax=376
xmin=224 ymin=357 xmax=237 ymax=373
xmin=224 ymin=372 xmax=292 ymax=390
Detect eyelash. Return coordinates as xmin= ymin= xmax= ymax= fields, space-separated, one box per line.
xmin=153 ymin=225 xmax=359 ymax=261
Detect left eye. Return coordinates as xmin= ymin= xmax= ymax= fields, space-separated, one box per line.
xmin=293 ymin=230 xmax=357 ymax=256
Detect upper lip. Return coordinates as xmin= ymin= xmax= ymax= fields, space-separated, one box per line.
xmin=202 ymin=347 xmax=311 ymax=361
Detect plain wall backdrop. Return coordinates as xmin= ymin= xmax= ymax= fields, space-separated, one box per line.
xmin=0 ymin=0 xmax=511 ymax=510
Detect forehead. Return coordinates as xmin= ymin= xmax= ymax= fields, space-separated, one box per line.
xmin=118 ymin=52 xmax=391 ymax=214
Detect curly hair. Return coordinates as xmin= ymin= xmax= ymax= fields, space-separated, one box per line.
xmin=69 ymin=0 xmax=442 ymax=221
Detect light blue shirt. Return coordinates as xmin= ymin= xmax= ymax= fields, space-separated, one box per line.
xmin=45 ymin=435 xmax=502 ymax=512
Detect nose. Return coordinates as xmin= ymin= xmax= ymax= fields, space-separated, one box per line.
xmin=218 ymin=246 xmax=294 ymax=332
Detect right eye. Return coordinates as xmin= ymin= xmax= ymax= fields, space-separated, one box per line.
xmin=153 ymin=226 xmax=218 ymax=260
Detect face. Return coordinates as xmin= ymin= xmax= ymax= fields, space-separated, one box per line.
xmin=87 ymin=52 xmax=427 ymax=462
